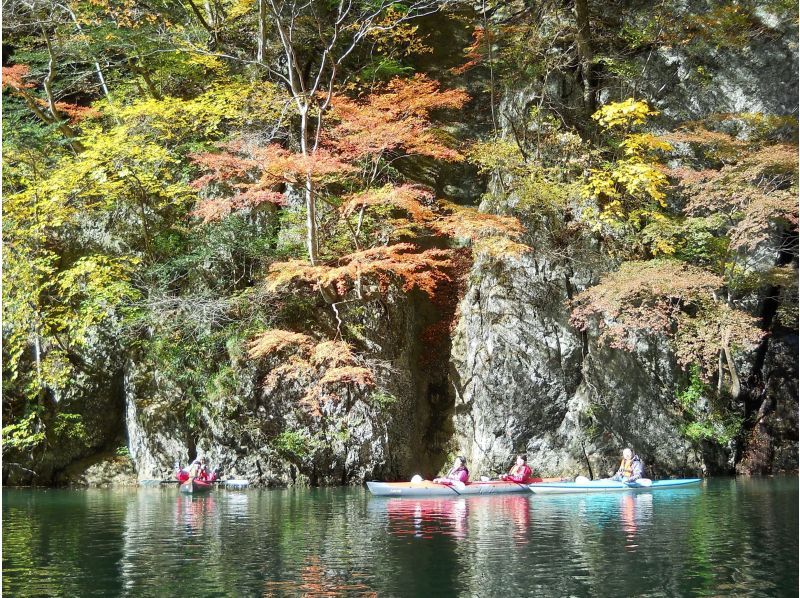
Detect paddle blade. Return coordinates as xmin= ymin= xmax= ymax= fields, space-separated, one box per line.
xmin=575 ymin=475 xmax=590 ymax=484
xmin=451 ymin=480 xmax=466 ymax=491
xmin=410 ymin=474 xmax=423 ymax=483
xmin=636 ymin=478 xmax=653 ymax=487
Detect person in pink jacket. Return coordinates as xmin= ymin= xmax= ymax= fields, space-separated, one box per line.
xmin=433 ymin=456 xmax=469 ymax=485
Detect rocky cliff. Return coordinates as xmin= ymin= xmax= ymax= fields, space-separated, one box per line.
xmin=4 ymin=0 xmax=796 ymax=487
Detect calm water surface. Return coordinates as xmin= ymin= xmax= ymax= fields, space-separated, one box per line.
xmin=3 ymin=477 xmax=797 ymax=597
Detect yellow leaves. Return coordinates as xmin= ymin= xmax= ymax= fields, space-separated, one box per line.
xmin=117 ymin=81 xmax=287 ymax=141
xmin=366 ymin=7 xmax=433 ymax=56
xmin=52 ymin=255 xmax=142 ymax=346
xmin=585 ymin=170 xmax=621 ymax=200
xmin=467 ymin=139 xmax=527 ymax=176
xmin=620 ymin=133 xmax=673 ymax=156
xmin=592 ymin=98 xmax=659 ymax=130
xmin=615 ymin=160 xmax=669 ymax=204
xmin=582 ymin=99 xmax=672 ymax=230
xmin=584 ymin=161 xmax=669 ymax=226
xmin=226 ymin=0 xmax=255 ymax=20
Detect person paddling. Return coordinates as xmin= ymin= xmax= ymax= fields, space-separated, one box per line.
xmin=433 ymin=456 xmax=469 ymax=485
xmin=612 ymin=448 xmax=644 ymax=482
xmin=500 ymin=454 xmax=534 ymax=483
xmin=188 ymin=456 xmax=212 ymax=481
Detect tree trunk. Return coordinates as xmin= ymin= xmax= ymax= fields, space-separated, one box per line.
xmin=299 ymin=108 xmax=319 ymax=265
xmin=257 ymin=0 xmax=268 ymax=63
xmin=129 ymin=60 xmax=162 ymax=100
xmin=573 ymin=0 xmax=596 ymax=115
xmin=723 ymin=343 xmax=741 ymax=400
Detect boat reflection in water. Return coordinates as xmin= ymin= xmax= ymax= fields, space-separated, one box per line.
xmin=368 ymin=494 xmax=533 ymax=544
xmin=382 ymin=497 xmax=470 ymax=540
xmin=175 ymin=493 xmax=218 ymax=535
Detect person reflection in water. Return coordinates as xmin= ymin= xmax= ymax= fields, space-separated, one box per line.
xmin=433 ymin=456 xmax=469 ymax=485
xmin=500 ymin=454 xmax=534 ymax=483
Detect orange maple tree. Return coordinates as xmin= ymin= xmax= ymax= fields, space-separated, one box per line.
xmin=191 ymin=75 xmax=468 ymax=233
xmin=2 ymin=64 xmax=96 ymax=151
xmin=248 ymin=330 xmax=375 ymax=417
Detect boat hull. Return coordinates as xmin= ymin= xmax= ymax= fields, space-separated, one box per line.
xmin=528 ymin=478 xmax=702 ymax=494
xmin=179 ymin=479 xmax=214 ymax=494
xmin=367 ymin=480 xmax=535 ymax=497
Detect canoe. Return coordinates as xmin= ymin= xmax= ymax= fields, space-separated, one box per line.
xmin=528 ymin=478 xmax=702 ymax=494
xmin=367 ymin=479 xmax=538 ymax=497
xmin=179 ymin=479 xmax=214 ymax=494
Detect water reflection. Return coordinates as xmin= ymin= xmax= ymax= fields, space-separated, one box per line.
xmin=175 ymin=494 xmax=218 ymax=535
xmin=378 ymin=497 xmax=469 ymax=539
xmin=4 ymin=479 xmax=797 ymax=597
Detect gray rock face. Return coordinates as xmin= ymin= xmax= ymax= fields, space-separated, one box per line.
xmin=449 ymin=249 xmax=718 ymax=480
xmin=59 ymin=455 xmax=138 ymax=487
xmin=124 ymin=286 xmax=457 ymax=485
xmin=640 ymin=29 xmax=799 ymax=123
xmin=450 ymin=250 xmax=586 ymax=477
xmin=125 ymin=358 xmax=192 ymax=481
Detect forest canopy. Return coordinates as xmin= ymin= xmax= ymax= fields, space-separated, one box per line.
xmin=2 ymin=0 xmax=797 ymax=473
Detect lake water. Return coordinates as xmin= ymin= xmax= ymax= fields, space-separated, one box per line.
xmin=3 ymin=477 xmax=797 ymax=596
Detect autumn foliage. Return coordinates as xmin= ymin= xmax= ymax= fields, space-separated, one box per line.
xmin=3 ymin=64 xmax=99 ymax=123
xmin=265 ymin=243 xmax=455 ymax=301
xmin=191 ymin=75 xmax=468 ymax=224
xmin=329 ymin=74 xmax=469 ymax=163
xmin=571 ymin=260 xmax=764 ymax=381
xmin=248 ymin=330 xmax=374 ymax=417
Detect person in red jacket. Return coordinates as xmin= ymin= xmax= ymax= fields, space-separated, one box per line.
xmin=500 ymin=454 xmax=533 ymax=483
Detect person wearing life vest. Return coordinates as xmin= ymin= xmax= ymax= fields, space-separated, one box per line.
xmin=433 ymin=456 xmax=469 ymax=485
xmin=612 ymin=448 xmax=644 ymax=482
xmin=187 ymin=456 xmax=212 ymax=481
xmin=500 ymin=454 xmax=534 ymax=483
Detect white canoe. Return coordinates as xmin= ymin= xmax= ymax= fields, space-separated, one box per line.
xmin=367 ymin=480 xmax=533 ymax=497
xmin=528 ymin=478 xmax=702 ymax=494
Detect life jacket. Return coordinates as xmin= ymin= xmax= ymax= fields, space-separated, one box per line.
xmin=509 ymin=464 xmax=533 ymax=481
xmin=448 ymin=466 xmax=469 ymax=483
xmin=619 ymin=456 xmax=643 ymax=479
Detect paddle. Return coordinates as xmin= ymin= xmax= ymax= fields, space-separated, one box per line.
xmin=138 ymin=479 xmax=180 ymax=486
xmin=427 ymin=478 xmax=464 ymax=495
xmin=626 ymin=478 xmax=652 ymax=487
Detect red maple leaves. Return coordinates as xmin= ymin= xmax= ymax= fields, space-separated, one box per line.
xmin=190 ymin=75 xmax=469 ymax=222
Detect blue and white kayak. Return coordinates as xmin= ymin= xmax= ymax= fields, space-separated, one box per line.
xmin=528 ymin=478 xmax=702 ymax=494
xmin=367 ymin=480 xmax=533 ymax=497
